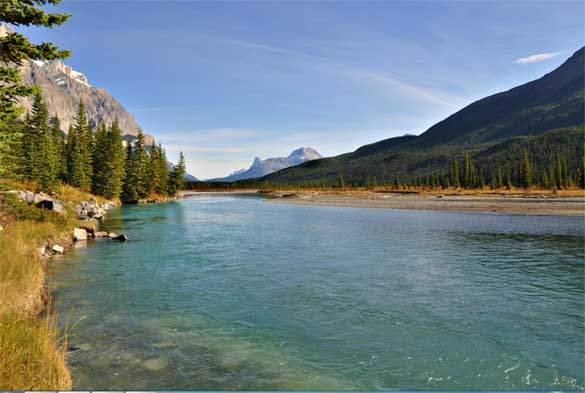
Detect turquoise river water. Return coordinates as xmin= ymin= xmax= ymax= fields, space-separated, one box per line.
xmin=51 ymin=193 xmax=585 ymax=390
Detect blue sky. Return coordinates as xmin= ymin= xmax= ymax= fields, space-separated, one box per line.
xmin=21 ymin=0 xmax=585 ymax=178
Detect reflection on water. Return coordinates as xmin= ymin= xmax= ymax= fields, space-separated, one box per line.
xmin=51 ymin=195 xmax=585 ymax=390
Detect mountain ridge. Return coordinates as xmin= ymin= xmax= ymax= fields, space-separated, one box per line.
xmin=262 ymin=47 xmax=585 ymax=185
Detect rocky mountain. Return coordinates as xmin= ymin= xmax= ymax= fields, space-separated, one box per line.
xmin=263 ymin=47 xmax=585 ymax=185
xmin=19 ymin=59 xmax=154 ymax=145
xmin=210 ymin=147 xmax=322 ymax=181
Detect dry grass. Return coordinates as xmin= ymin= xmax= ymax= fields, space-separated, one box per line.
xmin=0 ymin=180 xmax=108 ymax=390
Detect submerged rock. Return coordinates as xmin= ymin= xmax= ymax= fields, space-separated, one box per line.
xmin=107 ymin=232 xmax=118 ymax=239
xmin=112 ymin=234 xmax=128 ymax=242
xmin=143 ymin=357 xmax=169 ymax=372
xmin=94 ymin=231 xmax=108 ymax=238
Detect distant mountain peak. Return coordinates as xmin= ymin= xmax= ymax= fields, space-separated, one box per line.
xmin=209 ymin=147 xmax=323 ymax=182
xmin=289 ymin=147 xmax=322 ymax=160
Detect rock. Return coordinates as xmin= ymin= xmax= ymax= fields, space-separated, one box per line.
xmin=78 ymin=223 xmax=96 ymax=236
xmin=36 ymin=199 xmax=65 ymax=214
xmin=143 ymin=357 xmax=169 ymax=372
xmin=112 ymin=234 xmax=128 ymax=242
xmin=38 ymin=246 xmax=47 ymax=256
xmin=52 ymin=244 xmax=65 ymax=254
xmin=73 ymin=227 xmax=88 ymax=241
xmin=108 ymin=232 xmax=118 ymax=239
xmin=94 ymin=231 xmax=108 ymax=238
xmin=75 ymin=199 xmax=106 ymax=220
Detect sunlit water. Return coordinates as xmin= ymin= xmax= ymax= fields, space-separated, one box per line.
xmin=51 ymin=194 xmax=585 ymax=390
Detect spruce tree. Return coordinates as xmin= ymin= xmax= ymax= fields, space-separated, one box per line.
xmin=133 ymin=130 xmax=148 ymax=199
xmin=121 ymin=143 xmax=138 ymax=203
xmin=91 ymin=122 xmax=108 ymax=195
xmin=167 ymin=152 xmax=186 ymax=196
xmin=0 ymin=0 xmax=69 ymax=179
xmin=451 ymin=160 xmax=460 ymax=188
xmin=104 ymin=119 xmax=125 ymax=199
xmin=50 ymin=116 xmax=67 ymax=181
xmin=156 ymin=145 xmax=169 ymax=196
xmin=519 ymin=149 xmax=533 ymax=188
xmin=25 ymin=91 xmax=58 ymax=189
xmin=580 ymin=145 xmax=585 ymax=189
xmin=67 ymin=104 xmax=88 ymax=188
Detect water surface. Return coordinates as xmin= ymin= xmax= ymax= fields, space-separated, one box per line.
xmin=52 ymin=194 xmax=585 ymax=390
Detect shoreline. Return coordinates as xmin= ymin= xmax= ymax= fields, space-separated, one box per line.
xmin=265 ymin=191 xmax=585 ymax=216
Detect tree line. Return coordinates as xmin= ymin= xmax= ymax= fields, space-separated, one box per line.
xmin=3 ymin=92 xmax=186 ymax=203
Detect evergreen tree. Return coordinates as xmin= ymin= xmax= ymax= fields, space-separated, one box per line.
xmin=167 ymin=152 xmax=186 ymax=196
xmin=121 ymin=143 xmax=138 ymax=203
xmin=91 ymin=122 xmax=108 ymax=195
xmin=580 ymin=145 xmax=585 ymax=189
xmin=451 ymin=160 xmax=460 ymax=188
xmin=0 ymin=1 xmax=70 ymax=179
xmin=519 ymin=149 xmax=533 ymax=188
xmin=504 ymin=162 xmax=512 ymax=189
xmin=104 ymin=119 xmax=125 ymax=199
xmin=156 ymin=144 xmax=169 ymax=195
xmin=67 ymin=101 xmax=90 ymax=189
xmin=25 ymin=91 xmax=58 ymax=189
xmin=50 ymin=116 xmax=67 ymax=181
xmin=121 ymin=130 xmax=148 ymax=202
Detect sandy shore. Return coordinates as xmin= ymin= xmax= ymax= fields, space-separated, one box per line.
xmin=266 ymin=191 xmax=585 ymax=216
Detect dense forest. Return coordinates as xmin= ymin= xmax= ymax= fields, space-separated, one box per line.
xmin=184 ymin=127 xmax=585 ymax=191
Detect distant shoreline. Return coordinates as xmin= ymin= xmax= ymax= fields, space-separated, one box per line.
xmin=179 ymin=189 xmax=585 ymax=215
xmin=263 ymin=191 xmax=585 ymax=216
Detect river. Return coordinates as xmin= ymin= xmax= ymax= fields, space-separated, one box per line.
xmin=51 ymin=193 xmax=585 ymax=390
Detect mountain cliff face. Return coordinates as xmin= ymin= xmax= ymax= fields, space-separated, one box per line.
xmin=19 ymin=60 xmax=153 ymax=144
xmin=210 ymin=147 xmax=322 ymax=181
xmin=264 ymin=47 xmax=585 ymax=184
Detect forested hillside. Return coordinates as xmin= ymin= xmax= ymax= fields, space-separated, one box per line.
xmin=262 ymin=48 xmax=585 ymax=190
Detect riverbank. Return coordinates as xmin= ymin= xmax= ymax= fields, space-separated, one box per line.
xmin=0 ymin=181 xmax=114 ymax=390
xmin=264 ymin=190 xmax=585 ymax=216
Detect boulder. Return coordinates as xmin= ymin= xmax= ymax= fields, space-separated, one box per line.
xmin=94 ymin=231 xmax=108 ymax=238
xmin=107 ymin=232 xmax=118 ymax=239
xmin=36 ymin=199 xmax=65 ymax=214
xmin=52 ymin=244 xmax=65 ymax=254
xmin=78 ymin=223 xmax=96 ymax=236
xmin=73 ymin=228 xmax=88 ymax=241
xmin=38 ymin=246 xmax=47 ymax=257
xmin=112 ymin=234 xmax=128 ymax=242
xmin=75 ymin=199 xmax=107 ymax=220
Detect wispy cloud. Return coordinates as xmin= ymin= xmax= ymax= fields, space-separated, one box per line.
xmin=209 ymin=35 xmax=463 ymax=108
xmin=515 ymin=51 xmax=562 ymax=64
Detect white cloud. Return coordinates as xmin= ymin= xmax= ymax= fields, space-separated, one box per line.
xmin=515 ymin=51 xmax=562 ymax=64
xmin=209 ymin=35 xmax=463 ymax=108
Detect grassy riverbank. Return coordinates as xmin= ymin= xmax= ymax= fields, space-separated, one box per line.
xmin=0 ymin=181 xmax=109 ymax=390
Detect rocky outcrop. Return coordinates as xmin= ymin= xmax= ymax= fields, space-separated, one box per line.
xmin=9 ymin=190 xmax=65 ymax=214
xmin=75 ymin=198 xmax=107 ymax=220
